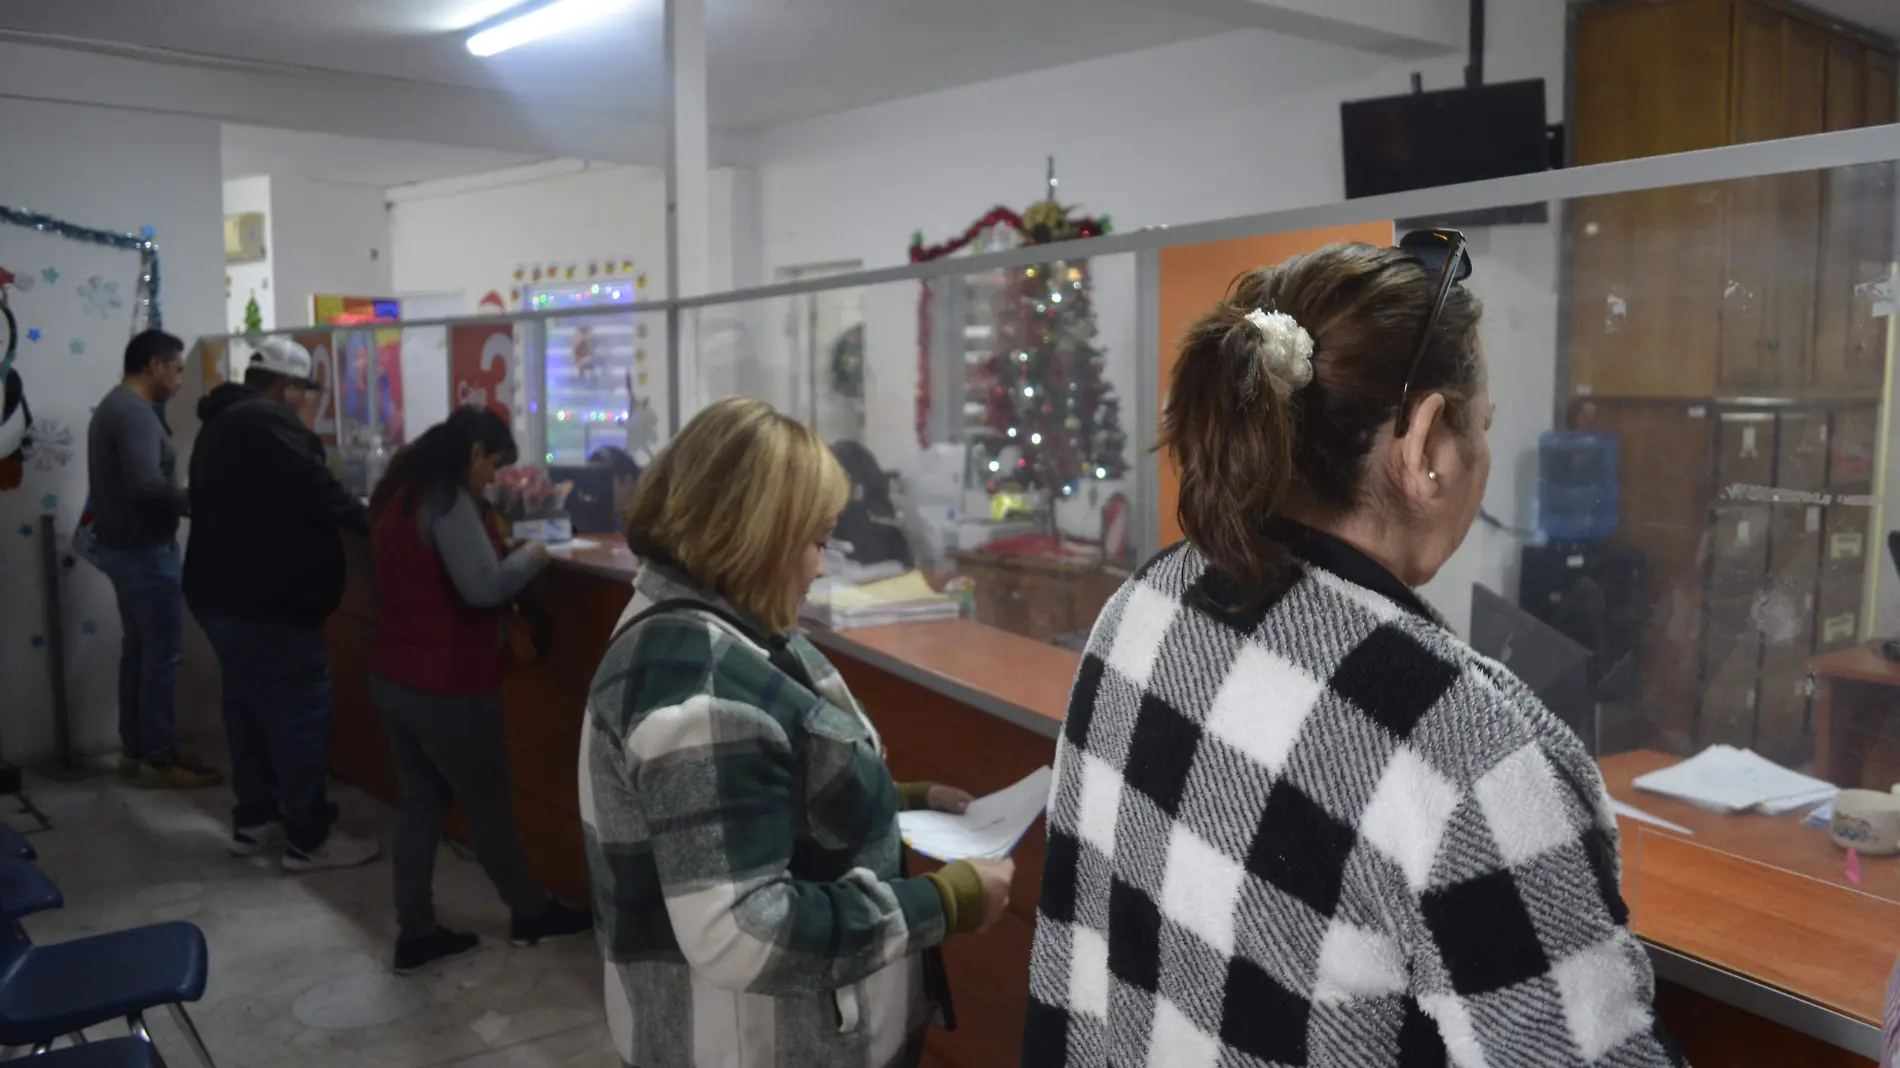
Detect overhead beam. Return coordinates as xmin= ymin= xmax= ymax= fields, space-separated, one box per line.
xmin=0 ymin=37 xmax=756 ymax=168
xmin=1153 ymin=0 xmax=1465 ymax=57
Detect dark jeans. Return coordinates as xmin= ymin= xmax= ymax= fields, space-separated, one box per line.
xmin=196 ymin=615 xmax=335 ymax=853
xmin=97 ymin=544 xmax=183 ymax=766
xmin=369 ymin=675 xmax=548 ymax=940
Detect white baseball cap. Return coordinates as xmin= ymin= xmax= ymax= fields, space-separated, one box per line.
xmin=250 ymin=337 xmax=315 ymax=386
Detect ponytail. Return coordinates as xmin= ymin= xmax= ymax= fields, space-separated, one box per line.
xmin=1158 ymin=244 xmax=1483 ymax=608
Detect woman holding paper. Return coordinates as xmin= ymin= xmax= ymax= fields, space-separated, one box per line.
xmin=580 ymin=396 xmax=1012 ymax=1068
xmin=1025 ymin=237 xmax=1684 ymax=1067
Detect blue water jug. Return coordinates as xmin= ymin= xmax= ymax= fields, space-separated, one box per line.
xmin=1538 ymin=431 xmax=1618 ymax=542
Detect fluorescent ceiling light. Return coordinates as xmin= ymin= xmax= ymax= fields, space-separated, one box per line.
xmin=467 ymin=0 xmax=635 ymax=57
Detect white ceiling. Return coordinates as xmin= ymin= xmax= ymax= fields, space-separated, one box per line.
xmin=0 ymin=0 xmax=1227 ymax=131
xmin=1806 ymin=0 xmax=1900 ymax=39
xmin=221 ymin=125 xmax=543 ymax=185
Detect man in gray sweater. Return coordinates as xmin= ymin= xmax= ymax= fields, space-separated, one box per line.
xmin=87 ymin=330 xmax=219 ymax=789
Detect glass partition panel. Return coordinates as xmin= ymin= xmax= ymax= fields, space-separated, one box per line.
xmin=686 ymin=250 xmax=1143 ymax=646
xmin=1219 ymin=157 xmax=1900 ymax=1030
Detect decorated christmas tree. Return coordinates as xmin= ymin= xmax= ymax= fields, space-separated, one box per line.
xmin=976 ymin=165 xmax=1126 ymax=501
xmin=242 ymin=291 xmax=262 ymax=336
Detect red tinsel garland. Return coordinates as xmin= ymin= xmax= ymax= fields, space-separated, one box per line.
xmin=909 ymin=207 xmax=1025 ymax=448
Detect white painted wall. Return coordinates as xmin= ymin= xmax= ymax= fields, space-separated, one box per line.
xmin=0 ymin=97 xmax=225 ymax=764
xmin=222 ymin=176 xmax=275 ymax=334
xmin=389 ymin=163 xmax=670 ymax=315
xmin=268 ymin=176 xmax=393 ymax=328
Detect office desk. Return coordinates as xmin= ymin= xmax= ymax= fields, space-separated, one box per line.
xmin=1603 ymin=750 xmax=1898 ymax=1062
xmin=1813 ymin=644 xmax=1900 ymax=789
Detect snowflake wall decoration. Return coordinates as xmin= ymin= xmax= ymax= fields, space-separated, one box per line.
xmin=26 ymin=418 xmax=74 ymax=471
xmin=78 ymin=275 xmax=125 ymax=319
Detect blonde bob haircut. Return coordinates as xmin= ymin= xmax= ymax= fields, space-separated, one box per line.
xmin=624 ymin=396 xmax=849 ymax=632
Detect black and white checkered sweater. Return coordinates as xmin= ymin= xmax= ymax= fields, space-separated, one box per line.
xmin=1024 ymin=538 xmax=1686 ymax=1067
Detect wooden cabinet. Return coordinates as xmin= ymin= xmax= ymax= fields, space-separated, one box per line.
xmin=952 ymin=550 xmax=1126 ymax=645
xmin=1572 ymin=0 xmax=1897 ymax=400
xmin=1572 ymin=2 xmax=1893 ymax=767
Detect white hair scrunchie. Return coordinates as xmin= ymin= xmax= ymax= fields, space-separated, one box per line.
xmin=1241 ymin=308 xmax=1315 ymax=401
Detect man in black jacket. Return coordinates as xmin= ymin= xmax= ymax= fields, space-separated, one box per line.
xmin=184 ymin=337 xmax=379 ymax=872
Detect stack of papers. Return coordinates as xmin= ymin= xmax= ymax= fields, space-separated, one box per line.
xmin=802 ymin=571 xmax=960 ymax=630
xmin=898 ymin=767 xmax=1053 ymax=862
xmin=1632 ymin=745 xmax=1839 ymax=815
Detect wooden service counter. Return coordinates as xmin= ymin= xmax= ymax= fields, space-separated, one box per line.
xmin=324 ymin=537 xmax=1061 ymax=1067
xmin=323 ymin=535 xmax=1885 ymax=1066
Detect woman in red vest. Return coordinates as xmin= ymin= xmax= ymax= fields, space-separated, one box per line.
xmin=368 ymin=407 xmax=590 ymax=972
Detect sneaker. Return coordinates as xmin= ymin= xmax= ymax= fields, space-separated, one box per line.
xmin=509 ymin=901 xmax=593 ymax=947
xmin=134 ymin=763 xmax=222 ymax=790
xmin=394 ymin=928 xmax=480 ymax=974
xmin=229 ymin=821 xmax=283 ymax=858
xmin=282 ymin=829 xmax=382 ymax=872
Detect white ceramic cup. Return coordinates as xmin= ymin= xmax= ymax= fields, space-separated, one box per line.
xmin=1832 ymin=789 xmax=1900 ymax=856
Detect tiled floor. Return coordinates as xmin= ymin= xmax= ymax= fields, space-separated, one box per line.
xmin=3 ymin=755 xmax=615 ymax=1067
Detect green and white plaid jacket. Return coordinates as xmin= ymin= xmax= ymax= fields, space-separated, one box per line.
xmin=580 ymin=562 xmax=946 ymax=1068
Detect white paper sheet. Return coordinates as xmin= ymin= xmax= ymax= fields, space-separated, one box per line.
xmin=1631 ymin=745 xmax=1839 ymax=815
xmin=898 ymin=767 xmax=1053 ymax=862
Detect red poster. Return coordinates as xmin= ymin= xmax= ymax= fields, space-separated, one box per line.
xmin=449 ymin=321 xmax=515 ymax=426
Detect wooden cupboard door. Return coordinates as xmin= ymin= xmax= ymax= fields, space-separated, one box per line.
xmin=1829 ymin=405 xmax=1880 ymax=490
xmin=1870 ymin=52 xmax=1898 ymax=127
xmin=1720 ymin=176 xmax=1784 ymax=389
xmin=1571 ymin=401 xmax=1714 ymax=753
xmin=1822 ymin=504 xmax=1871 ymax=585
xmin=1818 ymin=47 xmax=1897 ymax=393
xmin=1573 ymin=0 xmax=1736 ymax=165
xmin=1700 ymin=595 xmax=1763 ymax=748
xmin=1784 ymin=20 xmax=1829 ymax=136
xmin=1755 ymin=593 xmax=1817 ymax=768
xmin=1775 ymin=409 xmax=1830 ymax=491
xmin=1716 ymin=5 xmax=1781 ymax=391
xmin=1725 ymin=7 xmax=1826 ymax=392
xmin=1570 ymin=186 xmax=1728 ymax=398
xmin=1825 ymin=37 xmax=1869 ymax=132
xmin=1817 ymin=40 xmax=1868 ymax=391
xmin=1710 ymin=504 xmax=1772 ymax=594
xmin=1715 ymin=411 xmax=1775 ymax=490
xmin=1817 ymin=575 xmax=1866 ymax=652
xmin=1733 ymin=3 xmax=1786 ymax=144
xmin=1766 ymin=502 xmax=1823 ymax=595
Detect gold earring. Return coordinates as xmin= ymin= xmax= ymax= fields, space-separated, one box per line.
xmin=1428 ymin=471 xmax=1439 ymax=481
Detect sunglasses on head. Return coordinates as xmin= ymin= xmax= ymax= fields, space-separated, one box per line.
xmin=1392 ymin=228 xmax=1472 ymax=438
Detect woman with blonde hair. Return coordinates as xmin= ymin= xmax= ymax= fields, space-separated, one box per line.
xmin=581 ymin=396 xmax=1013 ymax=1068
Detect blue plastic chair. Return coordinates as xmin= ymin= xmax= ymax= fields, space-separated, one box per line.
xmin=0 ymin=860 xmax=214 ymax=1065
xmin=7 ymin=1036 xmax=160 ymax=1066
xmin=0 ymin=856 xmax=62 ymax=924
xmin=0 ymin=825 xmax=34 ymax=861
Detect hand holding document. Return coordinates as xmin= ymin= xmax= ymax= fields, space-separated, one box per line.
xmin=899 ymin=767 xmax=1053 ymax=862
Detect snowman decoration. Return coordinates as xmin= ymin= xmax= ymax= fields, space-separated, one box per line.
xmin=0 ymin=265 xmax=35 ymax=493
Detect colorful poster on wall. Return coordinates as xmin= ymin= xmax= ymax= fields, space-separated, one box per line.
xmin=315 ymin=295 xmax=405 ymax=446
xmin=294 ymin=331 xmax=338 ymax=444
xmin=449 ymin=321 xmax=514 ymax=426
xmin=312 ymin=295 xmax=401 ymax=324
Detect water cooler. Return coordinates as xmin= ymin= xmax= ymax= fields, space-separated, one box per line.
xmin=1520 ymin=431 xmax=1645 ymax=703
